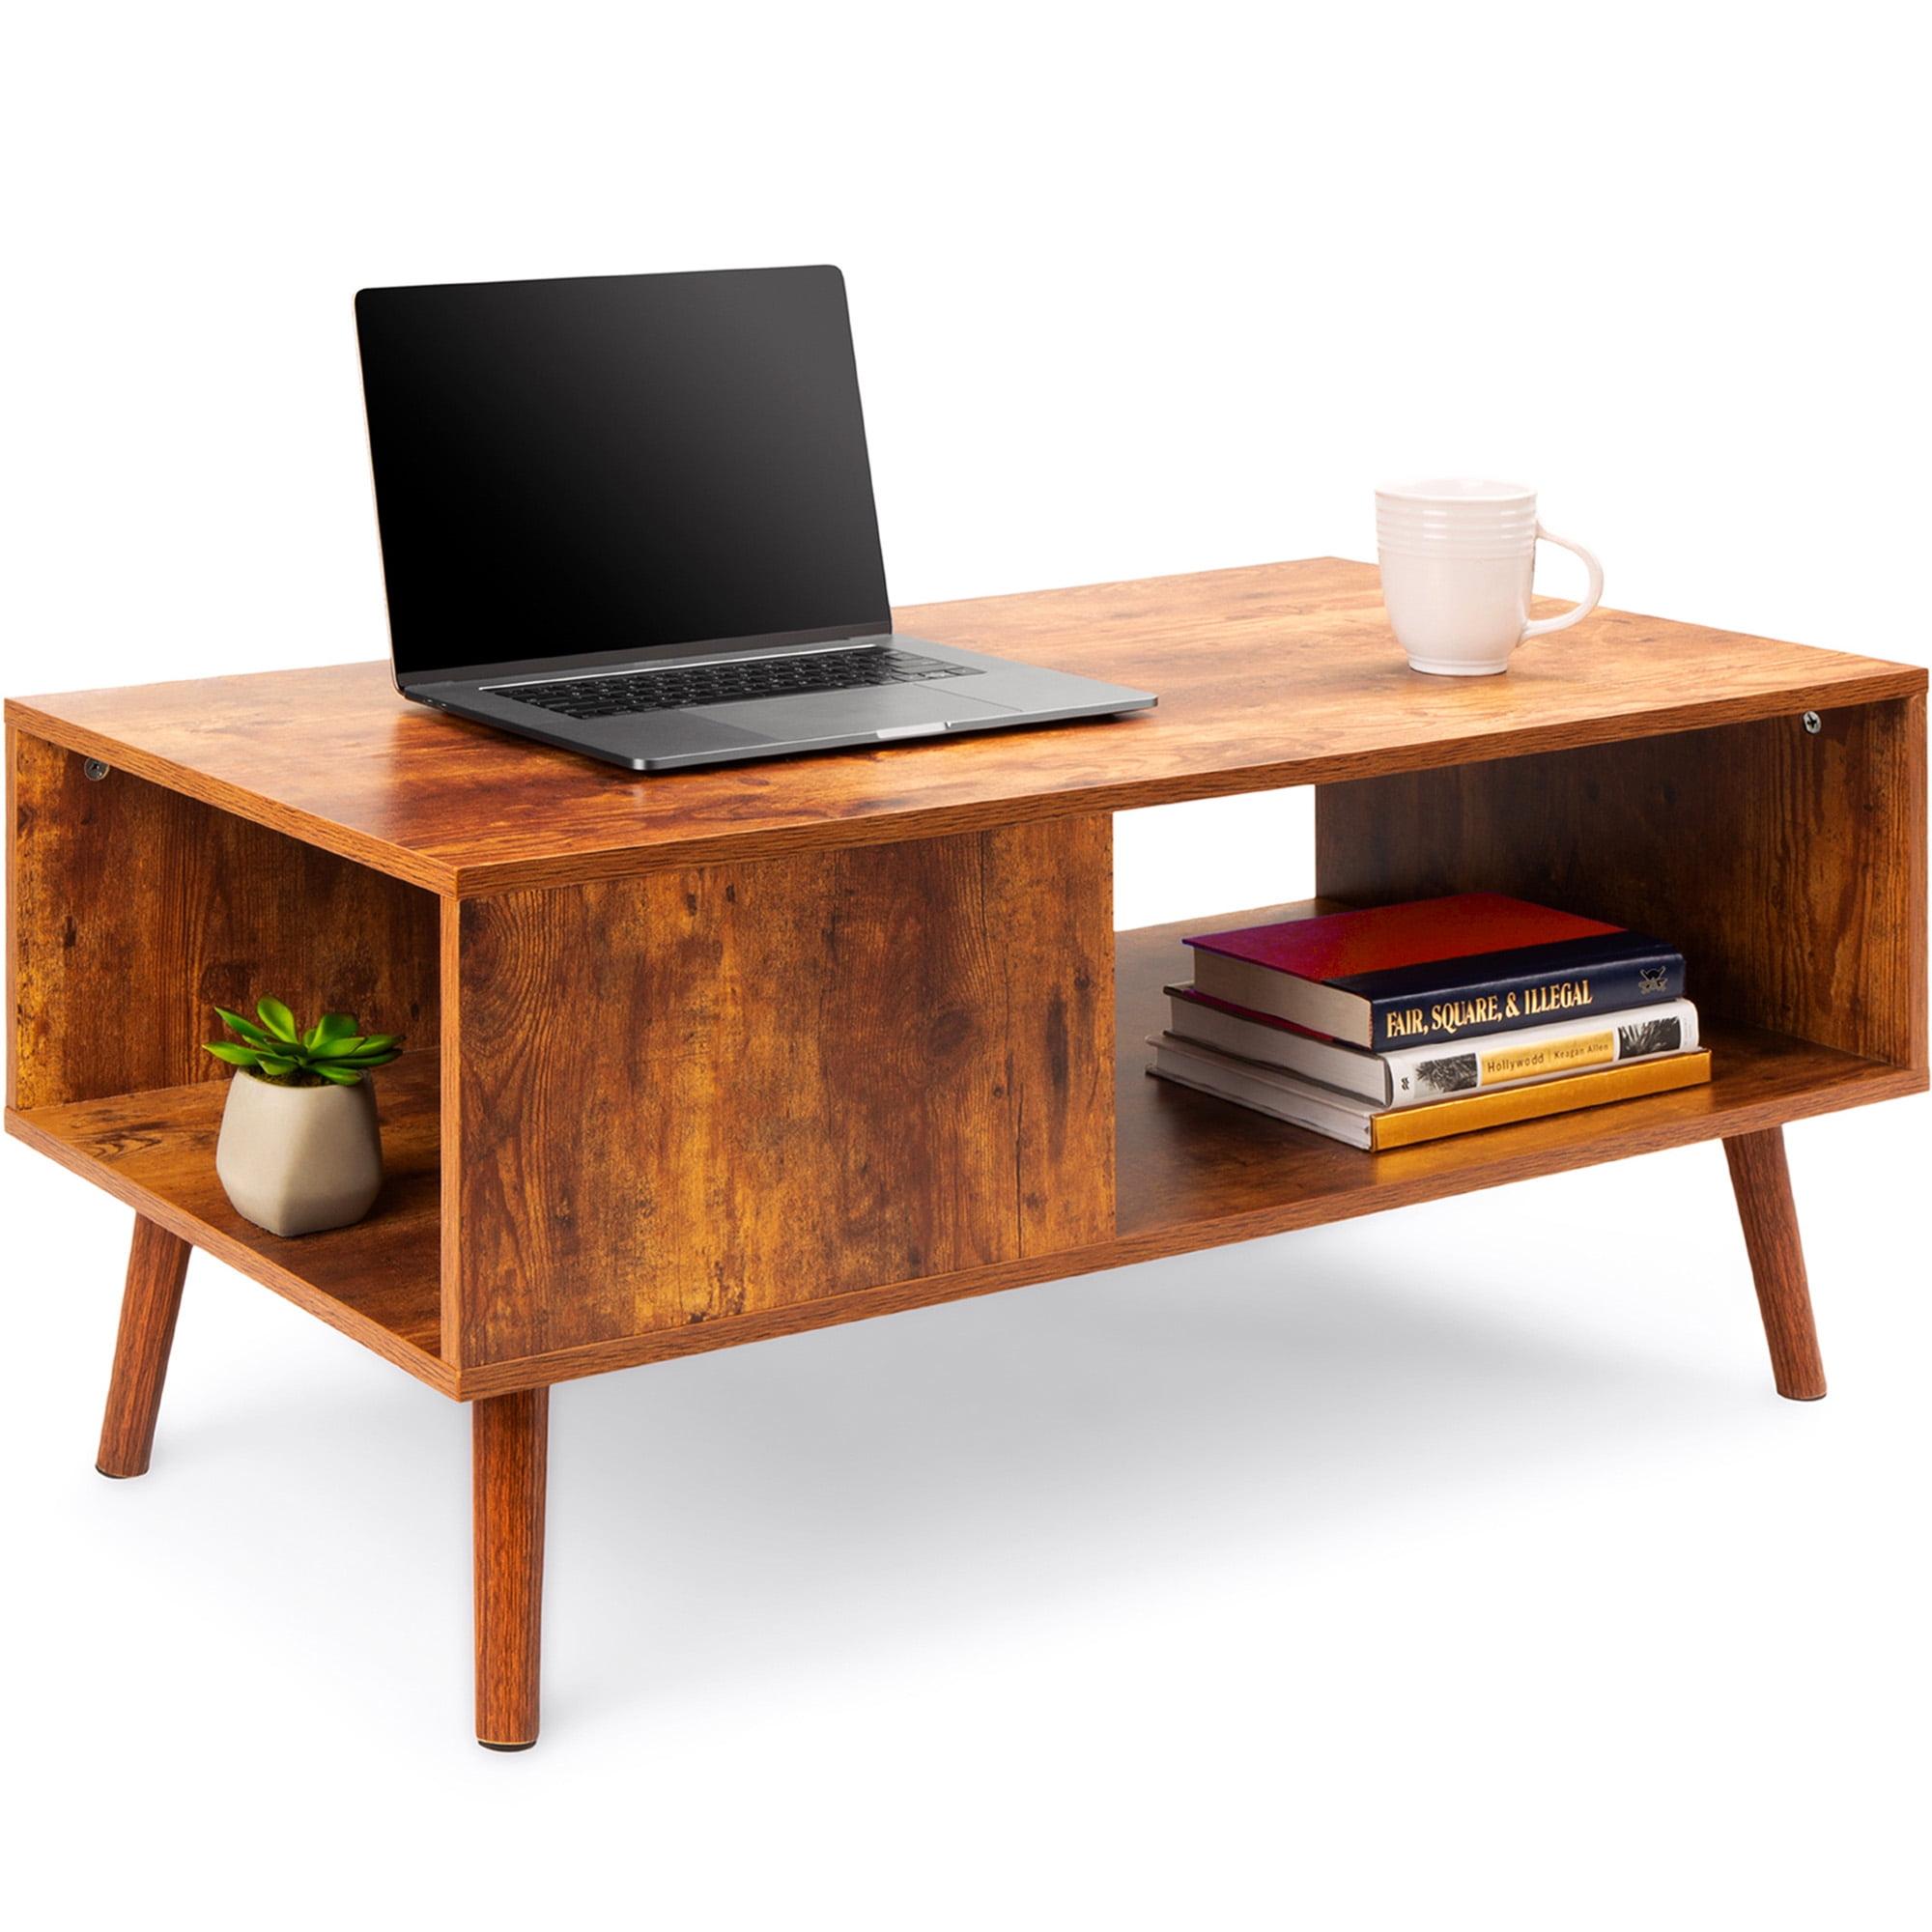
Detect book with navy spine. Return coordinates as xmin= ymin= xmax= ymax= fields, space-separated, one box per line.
xmin=1182 ymin=895 xmax=1687 ymax=1051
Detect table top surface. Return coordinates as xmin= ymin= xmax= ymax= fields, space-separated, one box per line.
xmin=9 ymin=556 xmax=1923 ymax=895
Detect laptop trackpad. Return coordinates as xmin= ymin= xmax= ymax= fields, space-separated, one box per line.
xmin=698 ymin=684 xmax=1019 ymax=742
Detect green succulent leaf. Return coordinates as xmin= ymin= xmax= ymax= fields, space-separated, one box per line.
xmin=211 ymin=1000 xmax=398 ymax=1077
xmin=256 ymin=998 xmax=298 ymax=1044
xmin=304 ymin=1012 xmax=360 ymax=1051
xmin=213 ymin=1006 xmax=273 ymax=1047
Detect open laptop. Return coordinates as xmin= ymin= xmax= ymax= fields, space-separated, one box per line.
xmin=354 ymin=266 xmax=1155 ymax=772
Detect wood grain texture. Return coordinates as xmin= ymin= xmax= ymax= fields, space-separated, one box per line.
xmin=12 ymin=893 xmax=1922 ymax=1401
xmin=473 ymin=1387 xmax=548 ymax=1748
xmin=96 ymin=1215 xmax=191 ymax=1477
xmin=1315 ymin=697 xmax=1929 ymax=1071
xmin=9 ymin=728 xmax=440 ymax=1109
xmin=439 ymin=896 xmax=465 ymax=1367
xmin=1723 ymin=1127 xmax=1827 ymax=1400
xmin=6 ymin=1056 xmax=447 ymax=1391
xmin=447 ymin=817 xmax=1115 ymax=1368
xmin=1109 ymin=901 xmax=1915 ymax=1232
xmin=450 ymin=905 xmax=1923 ymax=1397
xmin=10 ymin=560 xmax=1923 ymax=895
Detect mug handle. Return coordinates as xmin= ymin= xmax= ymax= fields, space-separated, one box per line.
xmin=1520 ymin=526 xmax=1605 ymax=639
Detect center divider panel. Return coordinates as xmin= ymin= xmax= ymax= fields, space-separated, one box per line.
xmin=446 ymin=814 xmax=1115 ymax=1369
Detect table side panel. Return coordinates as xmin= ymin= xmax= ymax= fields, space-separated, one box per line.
xmin=8 ymin=729 xmax=441 ymax=1110
xmin=1314 ymin=697 xmax=1928 ymax=1071
xmin=446 ymin=815 xmax=1115 ymax=1367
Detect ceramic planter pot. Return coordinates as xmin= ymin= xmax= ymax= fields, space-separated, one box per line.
xmin=214 ymin=1072 xmax=384 ymax=1237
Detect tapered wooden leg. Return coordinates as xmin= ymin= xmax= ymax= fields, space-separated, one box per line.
xmin=1723 ymin=1127 xmax=1826 ymax=1402
xmin=473 ymin=1387 xmax=549 ymax=1749
xmin=97 ymin=1215 xmax=192 ymax=1477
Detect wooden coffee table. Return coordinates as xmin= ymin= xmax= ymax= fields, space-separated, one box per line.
xmin=7 ymin=558 xmax=1925 ymax=1747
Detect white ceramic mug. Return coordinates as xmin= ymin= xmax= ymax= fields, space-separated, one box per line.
xmin=1375 ymin=479 xmax=1604 ymax=675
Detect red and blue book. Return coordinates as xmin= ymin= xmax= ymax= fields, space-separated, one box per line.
xmin=1182 ymin=894 xmax=1686 ymax=1052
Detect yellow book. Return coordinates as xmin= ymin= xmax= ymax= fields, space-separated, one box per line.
xmin=1369 ymin=1049 xmax=1712 ymax=1151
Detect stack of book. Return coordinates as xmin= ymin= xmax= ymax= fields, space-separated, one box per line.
xmin=1148 ymin=894 xmax=1710 ymax=1151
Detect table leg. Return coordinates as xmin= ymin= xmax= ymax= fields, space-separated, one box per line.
xmin=473 ymin=1387 xmax=549 ymax=1749
xmin=97 ymin=1215 xmax=191 ymax=1477
xmin=1723 ymin=1126 xmax=1827 ymax=1402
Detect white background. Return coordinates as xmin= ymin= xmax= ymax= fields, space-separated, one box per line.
xmin=4 ymin=5 xmax=1927 ymax=1927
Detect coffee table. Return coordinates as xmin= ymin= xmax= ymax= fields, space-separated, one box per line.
xmin=8 ymin=558 xmax=1924 ymax=1746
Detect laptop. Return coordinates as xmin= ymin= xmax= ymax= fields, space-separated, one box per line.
xmin=354 ymin=266 xmax=1156 ymax=772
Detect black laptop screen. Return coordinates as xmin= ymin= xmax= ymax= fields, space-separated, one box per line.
xmin=355 ymin=267 xmax=892 ymax=683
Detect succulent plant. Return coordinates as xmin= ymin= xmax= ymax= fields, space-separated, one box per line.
xmin=206 ymin=1000 xmax=404 ymax=1087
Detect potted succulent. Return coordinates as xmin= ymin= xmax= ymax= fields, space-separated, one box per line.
xmin=205 ymin=1000 xmax=404 ymax=1237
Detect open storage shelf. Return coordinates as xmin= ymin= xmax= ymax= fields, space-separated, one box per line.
xmin=9 ymin=1053 xmax=448 ymax=1391
xmin=9 ymin=565 xmax=1923 ymax=1405
xmin=10 ymin=900 xmax=1918 ymax=1401
xmin=1113 ymin=904 xmax=1921 ymax=1248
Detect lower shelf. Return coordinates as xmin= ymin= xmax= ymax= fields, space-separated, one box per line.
xmin=6 ymin=1054 xmax=447 ymax=1392
xmin=6 ymin=909 xmax=1921 ymax=1397
xmin=1114 ymin=909 xmax=1921 ymax=1245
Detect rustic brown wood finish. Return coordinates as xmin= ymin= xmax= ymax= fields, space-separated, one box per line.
xmin=96 ymin=1216 xmax=192 ymax=1477
xmin=10 ymin=1057 xmax=447 ymax=1388
xmin=473 ymin=1388 xmax=548 ymax=1749
xmin=11 ymin=923 xmax=1918 ymax=1403
xmin=1313 ymin=698 xmax=1929 ymax=1072
xmin=10 ymin=729 xmax=440 ymax=1110
xmin=6 ymin=558 xmax=1924 ymax=1744
xmin=1722 ymin=1128 xmax=1827 ymax=1401
xmin=8 ymin=560 xmax=1923 ymax=896
xmin=447 ymin=816 xmax=1115 ymax=1367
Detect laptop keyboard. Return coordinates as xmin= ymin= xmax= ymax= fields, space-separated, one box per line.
xmin=494 ymin=646 xmax=980 ymax=721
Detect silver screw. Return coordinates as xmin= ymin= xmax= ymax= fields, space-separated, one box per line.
xmin=1801 ymin=711 xmax=1822 ymax=735
xmin=83 ymin=758 xmax=110 ymax=781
